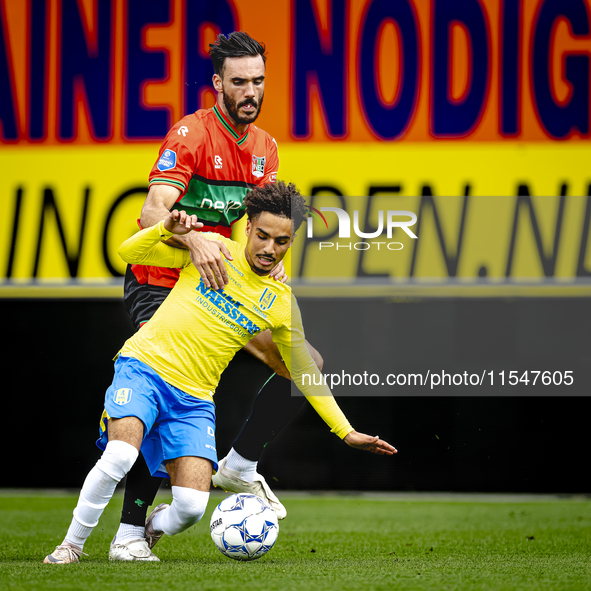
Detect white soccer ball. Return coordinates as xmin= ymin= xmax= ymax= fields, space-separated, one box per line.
xmin=210 ymin=493 xmax=279 ymax=561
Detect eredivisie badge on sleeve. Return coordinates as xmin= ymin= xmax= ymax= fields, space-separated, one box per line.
xmin=157 ymin=149 xmax=177 ymax=171
xmin=252 ymin=155 xmax=266 ymax=178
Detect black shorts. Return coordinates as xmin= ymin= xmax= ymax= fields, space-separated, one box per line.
xmin=124 ymin=265 xmax=173 ymax=331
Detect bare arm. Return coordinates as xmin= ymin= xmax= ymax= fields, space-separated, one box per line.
xmin=140 ymin=184 xmax=233 ymax=290
xmin=140 ymin=184 xmax=183 ymax=230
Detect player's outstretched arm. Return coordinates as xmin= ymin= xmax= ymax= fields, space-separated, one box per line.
xmin=343 ymin=431 xmax=397 ymax=455
xmin=272 ymin=302 xmax=397 ymax=456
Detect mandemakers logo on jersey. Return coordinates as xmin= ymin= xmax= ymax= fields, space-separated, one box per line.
xmin=252 ymin=155 xmax=266 ymax=178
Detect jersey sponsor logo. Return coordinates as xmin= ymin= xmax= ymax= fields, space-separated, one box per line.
xmin=214 ymin=155 xmax=223 ymax=169
xmin=157 ymin=149 xmax=177 ymax=171
xmin=226 ymin=259 xmax=244 ymax=277
xmin=113 ymin=388 xmax=132 ymax=405
xmin=207 ymin=426 xmax=215 ymax=438
xmin=178 ymin=126 xmax=189 ymax=137
xmin=259 ymin=287 xmax=277 ymax=311
xmin=199 ymin=197 xmax=242 ymax=212
xmin=252 ymin=155 xmax=266 ymax=178
xmin=195 ymin=281 xmax=262 ymax=335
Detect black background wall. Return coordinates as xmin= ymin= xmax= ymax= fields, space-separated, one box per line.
xmin=2 ymin=296 xmax=589 ymax=493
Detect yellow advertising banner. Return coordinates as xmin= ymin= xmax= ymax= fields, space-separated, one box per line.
xmin=2 ymin=0 xmax=591 ymax=295
xmin=2 ymin=142 xmax=591 ymax=294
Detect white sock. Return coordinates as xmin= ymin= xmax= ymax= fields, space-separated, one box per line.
xmin=152 ymin=486 xmax=209 ymax=536
xmin=63 ymin=441 xmax=138 ymax=550
xmin=225 ymin=448 xmax=258 ymax=483
xmin=64 ymin=515 xmax=94 ymax=550
xmin=114 ymin=523 xmax=146 ymax=545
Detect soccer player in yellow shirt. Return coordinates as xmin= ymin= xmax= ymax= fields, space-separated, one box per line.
xmin=43 ymin=181 xmax=396 ymax=564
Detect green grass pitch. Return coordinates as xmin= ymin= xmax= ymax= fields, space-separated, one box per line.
xmin=1 ymin=490 xmax=590 ymax=591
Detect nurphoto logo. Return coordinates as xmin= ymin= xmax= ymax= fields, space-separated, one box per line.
xmin=306 ymin=206 xmax=418 ymax=251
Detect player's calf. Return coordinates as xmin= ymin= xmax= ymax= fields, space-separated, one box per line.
xmin=43 ymin=440 xmax=139 ymax=564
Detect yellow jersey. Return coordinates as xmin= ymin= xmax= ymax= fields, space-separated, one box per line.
xmin=118 ymin=221 xmax=353 ymax=439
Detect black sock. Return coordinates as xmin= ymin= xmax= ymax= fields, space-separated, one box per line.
xmin=120 ymin=453 xmax=163 ymax=526
xmin=233 ymin=374 xmax=306 ymax=461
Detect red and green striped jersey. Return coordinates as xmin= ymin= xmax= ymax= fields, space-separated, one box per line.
xmin=133 ymin=105 xmax=279 ymax=288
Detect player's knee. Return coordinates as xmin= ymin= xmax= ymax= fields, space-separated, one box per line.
xmin=96 ymin=440 xmax=138 ymax=482
xmin=168 ymin=487 xmax=210 ymax=534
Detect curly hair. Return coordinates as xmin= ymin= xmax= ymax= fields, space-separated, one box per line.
xmin=244 ymin=181 xmax=307 ymax=231
xmin=209 ymin=31 xmax=267 ymax=76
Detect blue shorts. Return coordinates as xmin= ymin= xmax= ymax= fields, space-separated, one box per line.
xmin=97 ymin=356 xmax=217 ymax=478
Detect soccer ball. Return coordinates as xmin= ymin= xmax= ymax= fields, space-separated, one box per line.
xmin=210 ymin=493 xmax=279 ymax=561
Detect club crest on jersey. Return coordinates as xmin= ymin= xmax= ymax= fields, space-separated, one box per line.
xmin=157 ymin=149 xmax=176 ymax=171
xmin=259 ymin=287 xmax=277 ymax=311
xmin=252 ymin=155 xmax=266 ymax=178
xmin=113 ymin=388 xmax=132 ymax=405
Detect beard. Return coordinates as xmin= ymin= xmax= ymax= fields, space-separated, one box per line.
xmin=222 ymin=88 xmax=264 ymax=126
xmin=245 ymin=247 xmax=275 ymax=275
xmin=253 ymin=253 xmax=275 ymax=272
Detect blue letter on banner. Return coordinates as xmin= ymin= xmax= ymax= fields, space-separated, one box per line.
xmin=60 ymin=0 xmax=112 ymax=140
xmin=126 ymin=0 xmax=170 ymax=139
xmin=0 ymin=4 xmax=18 ymax=140
xmin=432 ymin=0 xmax=490 ymax=137
xmin=29 ymin=0 xmax=48 ymax=140
xmin=532 ymin=0 xmax=589 ymax=138
xmin=184 ymin=0 xmax=236 ymax=115
xmin=292 ymin=0 xmax=347 ymax=138
xmin=359 ymin=0 xmax=419 ymax=139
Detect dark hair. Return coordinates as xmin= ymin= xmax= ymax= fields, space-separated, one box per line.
xmin=209 ymin=31 xmax=267 ymax=76
xmin=244 ymin=181 xmax=307 ymax=231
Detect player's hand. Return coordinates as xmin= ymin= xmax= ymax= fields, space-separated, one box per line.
xmin=270 ymin=260 xmax=288 ymax=283
xmin=343 ymin=431 xmax=397 ymax=456
xmin=188 ymin=232 xmax=233 ymax=291
xmin=164 ymin=210 xmax=203 ymax=235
